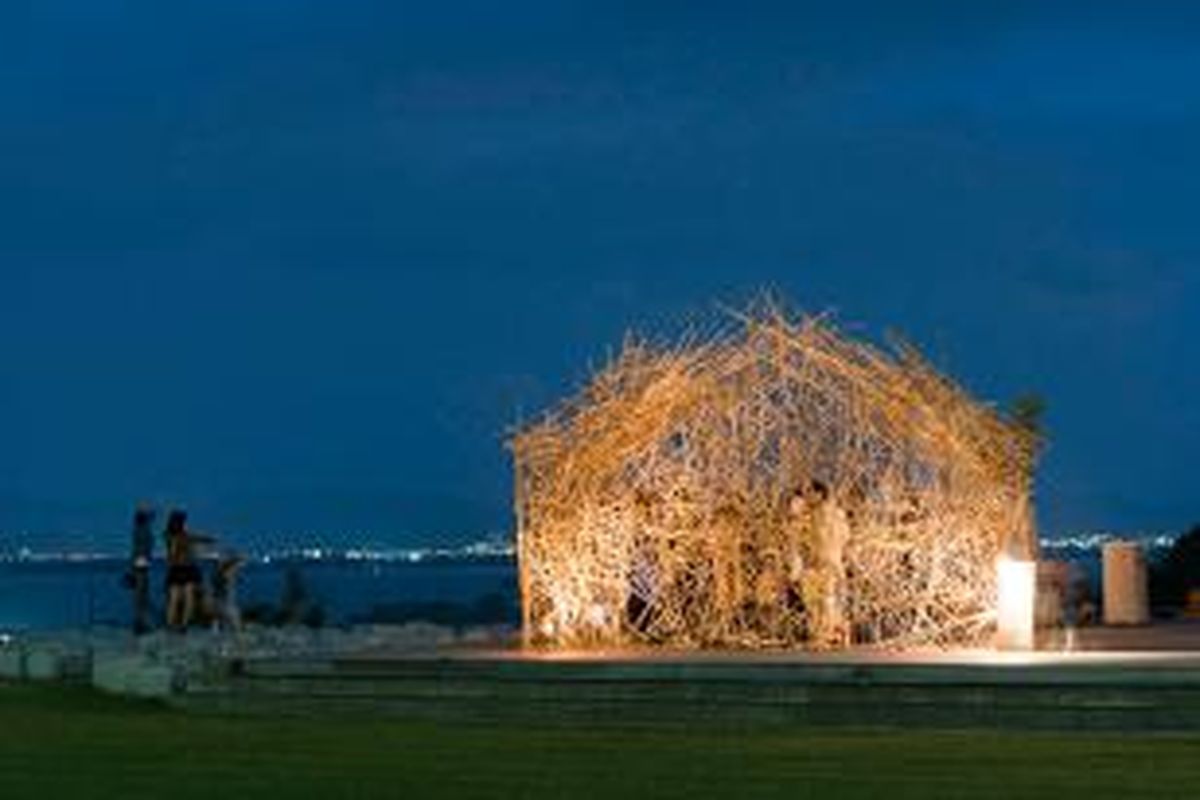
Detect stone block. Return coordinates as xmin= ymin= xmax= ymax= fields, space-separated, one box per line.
xmin=92 ymin=654 xmax=179 ymax=698
xmin=0 ymin=643 xmax=25 ymax=680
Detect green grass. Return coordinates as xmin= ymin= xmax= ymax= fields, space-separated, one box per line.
xmin=2 ymin=681 xmax=1199 ymax=800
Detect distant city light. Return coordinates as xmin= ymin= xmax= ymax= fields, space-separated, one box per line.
xmin=0 ymin=530 xmax=1168 ymax=566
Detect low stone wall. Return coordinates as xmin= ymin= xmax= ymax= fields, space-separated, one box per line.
xmin=2 ymin=636 xmax=91 ymax=682
xmin=0 ymin=623 xmax=516 ymax=700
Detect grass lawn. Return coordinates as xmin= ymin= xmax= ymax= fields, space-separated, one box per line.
xmin=2 ymin=681 xmax=1199 ymax=799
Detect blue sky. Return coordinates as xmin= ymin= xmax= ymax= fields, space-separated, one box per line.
xmin=2 ymin=3 xmax=1198 ymax=548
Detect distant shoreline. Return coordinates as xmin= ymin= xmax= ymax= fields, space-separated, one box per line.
xmin=1 ymin=532 xmax=1178 ymax=568
xmin=0 ymin=552 xmax=514 ymax=568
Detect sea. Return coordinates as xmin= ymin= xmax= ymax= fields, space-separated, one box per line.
xmin=0 ymin=542 xmax=1161 ymax=633
xmin=0 ymin=559 xmax=518 ymax=632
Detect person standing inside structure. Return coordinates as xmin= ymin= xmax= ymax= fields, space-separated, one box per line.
xmin=128 ymin=505 xmax=155 ymax=635
xmin=784 ymin=485 xmax=813 ymax=629
xmin=810 ymin=480 xmax=850 ymax=648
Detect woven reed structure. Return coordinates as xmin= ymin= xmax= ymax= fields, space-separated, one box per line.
xmin=511 ymin=304 xmax=1038 ymax=650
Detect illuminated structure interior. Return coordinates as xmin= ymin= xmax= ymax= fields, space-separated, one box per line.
xmin=512 ymin=303 xmax=1038 ymax=650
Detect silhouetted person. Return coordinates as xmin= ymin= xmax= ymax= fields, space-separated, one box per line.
xmin=782 ymin=485 xmax=813 ymax=628
xmin=164 ymin=510 xmax=213 ymax=631
xmin=128 ymin=505 xmax=155 ymax=635
xmin=211 ymin=552 xmax=245 ymax=633
xmin=787 ymin=484 xmax=813 ymax=585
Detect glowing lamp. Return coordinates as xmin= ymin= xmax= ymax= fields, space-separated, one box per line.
xmin=996 ymin=557 xmax=1035 ymax=651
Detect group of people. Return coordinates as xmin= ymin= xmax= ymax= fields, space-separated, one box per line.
xmin=127 ymin=505 xmax=244 ymax=635
xmin=623 ymin=479 xmax=853 ymax=647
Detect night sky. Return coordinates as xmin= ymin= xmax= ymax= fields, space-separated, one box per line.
xmin=2 ymin=3 xmax=1198 ymax=549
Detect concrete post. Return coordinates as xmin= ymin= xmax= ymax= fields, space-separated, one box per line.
xmin=1103 ymin=541 xmax=1149 ymax=626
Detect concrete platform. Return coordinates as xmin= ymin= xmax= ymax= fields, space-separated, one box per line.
xmin=178 ymin=622 xmax=1200 ymax=732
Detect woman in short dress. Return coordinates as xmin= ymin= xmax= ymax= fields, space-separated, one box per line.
xmin=164 ymin=510 xmax=212 ymax=631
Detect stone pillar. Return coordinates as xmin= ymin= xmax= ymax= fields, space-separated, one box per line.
xmin=1103 ymin=541 xmax=1149 ymax=626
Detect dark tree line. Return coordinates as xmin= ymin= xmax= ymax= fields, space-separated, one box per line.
xmin=1151 ymin=525 xmax=1200 ymax=610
